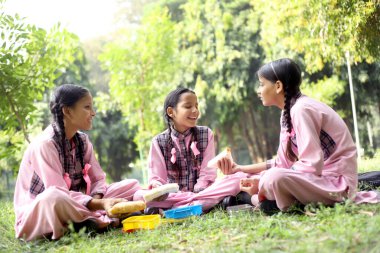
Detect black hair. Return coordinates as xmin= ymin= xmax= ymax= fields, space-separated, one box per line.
xmin=257 ymin=58 xmax=302 ymax=162
xmin=163 ymin=87 xmax=200 ymax=168
xmin=163 ymin=87 xmax=196 ymax=126
xmin=49 ymin=84 xmax=90 ymax=170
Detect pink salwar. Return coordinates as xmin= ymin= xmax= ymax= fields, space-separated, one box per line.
xmin=14 ymin=126 xmax=143 ymax=241
xmin=135 ymin=172 xmax=249 ymax=211
xmin=255 ymin=96 xmax=379 ymax=210
xmin=16 ymin=179 xmax=141 ymax=241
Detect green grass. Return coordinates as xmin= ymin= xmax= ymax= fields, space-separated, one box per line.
xmin=1 ymin=201 xmax=380 ymax=253
xmin=1 ymin=155 xmax=379 ymax=253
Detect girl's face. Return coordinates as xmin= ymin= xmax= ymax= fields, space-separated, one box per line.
xmin=168 ymin=92 xmax=199 ymax=133
xmin=257 ymin=76 xmax=284 ymax=109
xmin=64 ymin=93 xmax=96 ymax=133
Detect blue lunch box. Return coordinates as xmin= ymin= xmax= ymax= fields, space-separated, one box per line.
xmin=164 ymin=204 xmax=202 ymax=219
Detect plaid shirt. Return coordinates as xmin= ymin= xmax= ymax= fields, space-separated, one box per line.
xmin=156 ymin=126 xmax=209 ymax=192
xmin=29 ymin=124 xmax=87 ymax=196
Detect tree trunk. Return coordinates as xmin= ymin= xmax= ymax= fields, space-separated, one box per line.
xmin=248 ymin=106 xmax=265 ymax=161
xmin=239 ymin=118 xmax=256 ymax=163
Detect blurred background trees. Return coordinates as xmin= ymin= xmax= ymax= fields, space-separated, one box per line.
xmin=1 ymin=0 xmax=379 ymax=192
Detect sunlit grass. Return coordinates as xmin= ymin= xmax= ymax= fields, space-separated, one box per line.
xmin=1 ymin=156 xmax=379 ymax=253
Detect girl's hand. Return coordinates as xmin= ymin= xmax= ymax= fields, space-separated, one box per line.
xmin=103 ymin=198 xmax=128 ymax=218
xmin=92 ymin=193 xmax=103 ymax=199
xmin=147 ymin=182 xmax=169 ymax=202
xmin=150 ymin=182 xmax=163 ymax=189
xmin=217 ymin=157 xmax=239 ymax=175
xmin=240 ymin=178 xmax=259 ymax=196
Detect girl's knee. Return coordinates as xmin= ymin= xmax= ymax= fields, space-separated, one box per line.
xmin=260 ymin=168 xmax=291 ymax=191
xmin=127 ymin=179 xmax=142 ymax=191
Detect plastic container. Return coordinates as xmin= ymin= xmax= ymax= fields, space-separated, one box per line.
xmin=226 ymin=204 xmax=253 ymax=215
xmin=122 ymin=214 xmax=161 ymax=232
xmin=164 ymin=205 xmax=202 ymax=219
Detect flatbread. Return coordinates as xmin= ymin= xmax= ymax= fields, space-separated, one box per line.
xmin=207 ymin=147 xmax=232 ymax=169
xmin=109 ymin=200 xmax=146 ymax=215
xmin=143 ymin=183 xmax=179 ymax=202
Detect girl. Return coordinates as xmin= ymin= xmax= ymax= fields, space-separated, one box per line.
xmin=143 ymin=87 xmax=249 ymax=212
xmin=14 ymin=84 xmax=142 ymax=241
xmin=218 ymin=58 xmax=379 ymax=213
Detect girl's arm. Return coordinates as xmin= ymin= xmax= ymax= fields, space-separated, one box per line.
xmin=291 ymin=104 xmax=324 ymax=175
xmin=236 ymin=162 xmax=267 ymax=174
xmin=148 ymin=138 xmax=169 ymax=188
xmin=218 ymin=157 xmax=267 ymax=175
xmin=83 ymin=134 xmax=107 ymax=197
xmin=32 ymin=140 xmax=93 ymax=206
xmin=194 ymin=128 xmax=217 ymax=192
xmin=87 ymin=197 xmax=129 ymax=218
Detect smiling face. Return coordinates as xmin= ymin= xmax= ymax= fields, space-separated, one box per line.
xmin=63 ymin=92 xmax=96 ymax=136
xmin=167 ymin=92 xmax=199 ymax=133
xmin=257 ymin=76 xmax=285 ymax=109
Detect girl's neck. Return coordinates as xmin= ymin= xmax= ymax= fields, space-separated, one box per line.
xmin=63 ymin=120 xmax=77 ymax=140
xmin=172 ymin=125 xmax=190 ymax=134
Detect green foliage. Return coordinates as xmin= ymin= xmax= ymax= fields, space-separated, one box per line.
xmin=169 ymin=0 xmax=281 ymax=160
xmin=90 ymin=107 xmax=139 ymax=182
xmin=99 ymin=6 xmax=179 ymax=152
xmin=253 ymin=0 xmax=380 ymax=73
xmin=0 ymin=10 xmax=83 ymax=172
xmin=301 ymin=75 xmax=345 ymax=108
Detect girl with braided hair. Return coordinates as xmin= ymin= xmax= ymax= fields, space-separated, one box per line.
xmin=14 ymin=84 xmax=142 ymax=241
xmin=218 ymin=58 xmax=378 ymax=214
xmin=143 ymin=87 xmax=249 ymax=213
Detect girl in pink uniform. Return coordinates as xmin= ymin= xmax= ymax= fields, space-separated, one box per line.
xmin=218 ymin=58 xmax=379 ymax=214
xmin=14 ymin=84 xmax=142 ymax=241
xmin=143 ymin=87 xmax=248 ymax=212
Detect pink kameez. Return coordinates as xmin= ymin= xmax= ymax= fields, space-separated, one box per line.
xmin=140 ymin=127 xmax=248 ymax=211
xmin=14 ymin=126 xmax=141 ymax=241
xmin=257 ymin=96 xmax=379 ymax=210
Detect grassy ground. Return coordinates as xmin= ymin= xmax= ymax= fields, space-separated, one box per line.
xmin=1 ymin=155 xmax=379 ymax=253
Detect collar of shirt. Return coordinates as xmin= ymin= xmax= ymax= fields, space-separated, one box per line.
xmin=171 ymin=127 xmax=192 ymax=140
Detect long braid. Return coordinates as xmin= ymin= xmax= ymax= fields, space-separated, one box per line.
xmin=76 ymin=134 xmax=85 ymax=169
xmin=49 ymin=84 xmax=90 ymax=192
xmin=55 ymin=105 xmax=68 ymax=173
xmin=283 ymin=89 xmax=298 ymax=162
xmin=258 ymin=58 xmax=302 ymax=163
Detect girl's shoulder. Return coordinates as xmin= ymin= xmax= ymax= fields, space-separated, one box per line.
xmin=153 ymin=129 xmax=171 ymax=146
xmin=28 ymin=125 xmax=57 ymax=153
xmin=195 ymin=125 xmax=212 ymax=133
xmin=292 ymin=96 xmax=325 ymax=113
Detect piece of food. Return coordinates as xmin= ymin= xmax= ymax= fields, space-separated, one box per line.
xmin=109 ymin=200 xmax=146 ymax=215
xmin=143 ymin=183 xmax=179 ymax=202
xmin=207 ymin=147 xmax=233 ymax=169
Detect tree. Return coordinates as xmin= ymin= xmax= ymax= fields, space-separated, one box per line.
xmin=90 ymin=110 xmax=139 ymax=182
xmin=0 ymin=8 xmax=83 ymax=172
xmin=253 ymin=0 xmax=380 ymax=73
xmin=99 ymin=6 xmax=179 ymax=153
xmin=163 ymin=0 xmax=280 ymax=162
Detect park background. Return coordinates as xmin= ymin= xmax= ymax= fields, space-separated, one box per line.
xmin=0 ymin=0 xmax=380 ymax=251
xmin=1 ymin=0 xmax=379 ymax=196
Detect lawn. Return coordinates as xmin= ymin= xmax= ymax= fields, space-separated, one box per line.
xmin=1 ymin=155 xmax=379 ymax=253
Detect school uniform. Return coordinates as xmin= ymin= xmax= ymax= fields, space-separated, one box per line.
xmin=140 ymin=126 xmax=248 ymax=211
xmin=14 ymin=125 xmax=141 ymax=241
xmin=259 ymin=95 xmax=379 ymax=210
